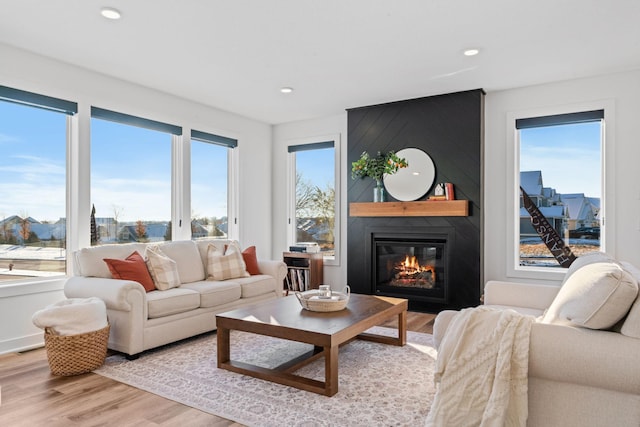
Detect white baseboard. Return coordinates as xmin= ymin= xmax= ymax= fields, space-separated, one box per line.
xmin=0 ymin=332 xmax=44 ymax=355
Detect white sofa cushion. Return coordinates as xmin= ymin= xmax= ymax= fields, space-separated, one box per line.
xmin=145 ymin=246 xmax=181 ymax=290
xmin=541 ymin=261 xmax=638 ymax=329
xmin=179 ymin=280 xmax=242 ymax=307
xmin=484 ymin=280 xmax=559 ymax=311
xmin=158 ymin=240 xmax=205 ymax=283
xmin=146 ymin=287 xmax=200 ymax=318
xmin=620 ymin=261 xmax=640 ymax=338
xmin=234 ymin=275 xmax=277 ymax=298
xmin=75 ymin=243 xmax=147 ymax=278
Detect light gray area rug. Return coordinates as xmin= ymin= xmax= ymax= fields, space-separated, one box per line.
xmin=95 ymin=327 xmax=437 ymax=427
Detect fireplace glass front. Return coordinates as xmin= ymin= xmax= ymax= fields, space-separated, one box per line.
xmin=374 ymin=237 xmax=447 ymax=302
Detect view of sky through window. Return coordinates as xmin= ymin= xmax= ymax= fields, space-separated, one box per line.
xmin=191 ymin=140 xmax=228 ymax=220
xmin=91 ymin=118 xmax=172 ymax=223
xmin=296 ymin=148 xmax=334 ymax=191
xmin=0 ymin=102 xmax=66 ymax=222
xmin=520 ymin=122 xmax=601 ymax=199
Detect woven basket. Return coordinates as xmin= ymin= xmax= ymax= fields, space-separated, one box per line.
xmin=44 ymin=324 xmax=110 ymax=376
xmin=296 ymin=285 xmax=350 ymax=312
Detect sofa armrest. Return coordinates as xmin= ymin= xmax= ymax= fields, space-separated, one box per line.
xmin=65 ymin=276 xmax=147 ymax=313
xmin=65 ymin=276 xmax=148 ymax=356
xmin=432 ymin=310 xmax=459 ymax=350
xmin=484 ymin=280 xmax=560 ymax=311
xmin=257 ymin=260 xmax=287 ymax=283
xmin=530 ymin=322 xmax=640 ymax=395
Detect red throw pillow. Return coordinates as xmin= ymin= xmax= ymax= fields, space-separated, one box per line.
xmin=103 ymin=251 xmax=156 ymax=292
xmin=241 ymin=246 xmax=261 ymax=275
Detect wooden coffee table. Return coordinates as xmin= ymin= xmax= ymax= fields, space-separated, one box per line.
xmin=216 ymin=293 xmax=408 ymax=396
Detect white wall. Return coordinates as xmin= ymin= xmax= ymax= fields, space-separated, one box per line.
xmin=272 ymin=114 xmax=348 ymax=287
xmin=0 ymin=43 xmax=273 ymax=353
xmin=485 ymin=69 xmax=640 ymax=285
xmin=0 ymin=279 xmax=66 ymax=353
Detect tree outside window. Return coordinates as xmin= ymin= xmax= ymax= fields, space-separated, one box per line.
xmin=289 ymin=141 xmax=337 ymax=259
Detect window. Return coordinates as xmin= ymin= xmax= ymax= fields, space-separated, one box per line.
xmin=190 ymin=130 xmax=237 ymax=240
xmin=516 ymin=110 xmax=604 ymax=270
xmin=288 ymin=139 xmax=339 ymax=263
xmin=0 ymin=86 xmax=76 ymax=282
xmin=90 ymin=107 xmax=180 ymax=244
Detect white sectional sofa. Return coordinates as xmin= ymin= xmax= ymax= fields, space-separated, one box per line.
xmin=433 ymin=253 xmax=640 ymax=427
xmin=64 ymin=238 xmax=286 ymax=357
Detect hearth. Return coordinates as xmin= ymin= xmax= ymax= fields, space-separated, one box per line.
xmin=367 ymin=228 xmax=452 ymax=304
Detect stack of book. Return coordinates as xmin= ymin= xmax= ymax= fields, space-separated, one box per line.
xmin=428 ymin=182 xmax=455 ymax=201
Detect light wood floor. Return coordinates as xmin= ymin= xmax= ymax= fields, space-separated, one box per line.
xmin=0 ymin=311 xmax=435 ymax=426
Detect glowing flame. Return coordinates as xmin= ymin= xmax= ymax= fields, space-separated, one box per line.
xmin=404 ymin=255 xmax=418 ymax=269
xmin=395 ymin=255 xmax=436 ymax=282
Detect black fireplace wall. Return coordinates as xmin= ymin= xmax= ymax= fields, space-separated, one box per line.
xmin=347 ymin=89 xmax=484 ymax=312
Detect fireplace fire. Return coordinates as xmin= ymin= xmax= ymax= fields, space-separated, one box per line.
xmin=392 ymin=255 xmax=436 ymax=288
xmin=371 ymin=233 xmax=449 ymax=304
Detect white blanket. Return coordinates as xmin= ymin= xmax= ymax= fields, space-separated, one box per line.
xmin=32 ymin=297 xmax=108 ymax=336
xmin=425 ymin=306 xmax=534 ymax=427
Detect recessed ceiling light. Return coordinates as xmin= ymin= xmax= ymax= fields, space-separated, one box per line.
xmin=101 ymin=7 xmax=122 ymax=20
xmin=463 ymin=49 xmax=480 ymax=56
xmin=280 ymin=87 xmax=294 ymax=94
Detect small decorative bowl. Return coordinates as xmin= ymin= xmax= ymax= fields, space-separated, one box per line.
xmin=295 ymin=285 xmax=351 ymax=312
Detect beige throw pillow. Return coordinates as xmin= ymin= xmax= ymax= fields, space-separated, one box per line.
xmin=541 ymin=261 xmax=638 ymax=329
xmin=207 ymin=243 xmax=249 ymax=281
xmin=145 ymin=246 xmax=181 ymax=290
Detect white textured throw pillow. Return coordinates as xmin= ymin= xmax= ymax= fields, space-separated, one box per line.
xmin=619 ymin=261 xmax=640 ymax=338
xmin=206 ymin=243 xmax=249 ymax=281
xmin=145 ymin=246 xmax=181 ymax=290
xmin=541 ymin=261 xmax=638 ymax=329
xmin=560 ymin=252 xmax=614 ymax=286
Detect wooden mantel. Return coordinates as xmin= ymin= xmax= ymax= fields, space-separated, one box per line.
xmin=349 ymin=200 xmax=469 ymax=217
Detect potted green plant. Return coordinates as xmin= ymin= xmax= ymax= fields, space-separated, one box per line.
xmin=351 ymin=151 xmax=408 ymax=202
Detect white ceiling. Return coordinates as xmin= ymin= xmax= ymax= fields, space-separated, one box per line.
xmin=1 ymin=1 xmax=639 ymax=124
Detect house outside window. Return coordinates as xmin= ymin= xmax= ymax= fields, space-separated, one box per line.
xmin=90 ymin=107 xmax=180 ymax=244
xmin=0 ymin=86 xmax=76 ymax=282
xmin=288 ymin=138 xmax=339 ymax=264
xmin=516 ymin=110 xmax=604 ymax=270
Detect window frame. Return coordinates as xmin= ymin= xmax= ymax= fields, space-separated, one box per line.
xmin=287 ymin=134 xmax=341 ymax=266
xmin=0 ymin=86 xmax=76 ymax=283
xmin=506 ymin=100 xmax=614 ymax=281
xmin=90 ymin=107 xmax=181 ymax=245
xmin=189 ymin=129 xmax=239 ymax=241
